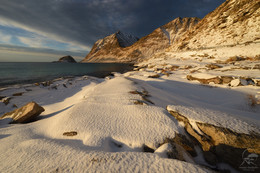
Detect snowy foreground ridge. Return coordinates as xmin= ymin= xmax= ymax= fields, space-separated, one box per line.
xmin=1 ymin=47 xmax=260 ymax=172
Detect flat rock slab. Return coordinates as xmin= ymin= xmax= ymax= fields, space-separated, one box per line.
xmin=0 ymin=102 xmax=45 ymax=123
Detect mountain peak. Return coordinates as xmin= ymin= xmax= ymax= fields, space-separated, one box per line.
xmin=115 ymin=31 xmax=139 ymax=48
xmin=171 ymin=0 xmax=260 ymax=51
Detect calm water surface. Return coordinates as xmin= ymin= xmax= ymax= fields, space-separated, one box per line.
xmin=0 ymin=62 xmax=133 ymax=87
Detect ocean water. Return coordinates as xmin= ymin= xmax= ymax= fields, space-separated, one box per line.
xmin=0 ymin=62 xmax=133 ymax=87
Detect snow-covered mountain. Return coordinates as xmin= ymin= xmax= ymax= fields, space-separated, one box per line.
xmin=83 ymin=0 xmax=259 ymax=63
xmin=170 ymin=0 xmax=260 ymax=51
xmin=82 ymin=17 xmax=199 ymax=63
xmin=81 ymin=31 xmax=139 ymax=63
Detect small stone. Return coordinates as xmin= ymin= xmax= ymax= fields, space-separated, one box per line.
xmin=63 ymin=131 xmax=77 ymax=136
xmin=253 ymin=64 xmax=260 ymax=69
xmin=148 ymin=74 xmax=160 ymax=78
xmin=230 ymin=78 xmax=247 ymax=87
xmin=206 ymin=64 xmax=222 ymax=70
xmin=134 ymin=100 xmax=146 ymax=105
xmin=12 ymin=92 xmax=24 ymax=96
xmin=246 ymin=78 xmax=255 ymax=85
xmin=240 ymin=79 xmax=248 ymax=86
xmin=1 ymin=97 xmax=11 ymax=105
xmin=221 ymin=76 xmax=233 ymax=84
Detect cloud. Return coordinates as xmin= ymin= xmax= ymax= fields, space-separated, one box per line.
xmin=0 ymin=44 xmax=87 ymax=58
xmin=0 ymin=0 xmax=225 ymax=50
xmin=17 ymin=36 xmax=45 ymax=48
xmin=0 ymin=31 xmax=12 ymax=43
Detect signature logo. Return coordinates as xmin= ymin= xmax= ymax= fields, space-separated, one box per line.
xmin=239 ymin=149 xmax=259 ymax=172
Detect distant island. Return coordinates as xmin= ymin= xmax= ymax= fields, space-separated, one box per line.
xmin=53 ymin=55 xmax=77 ymax=63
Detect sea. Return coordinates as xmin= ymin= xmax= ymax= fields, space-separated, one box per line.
xmin=0 ymin=62 xmax=133 ymax=87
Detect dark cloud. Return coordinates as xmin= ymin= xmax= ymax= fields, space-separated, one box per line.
xmin=0 ymin=0 xmax=225 ymax=49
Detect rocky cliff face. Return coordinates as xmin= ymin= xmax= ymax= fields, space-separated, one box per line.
xmin=82 ymin=31 xmax=139 ymax=63
xmin=171 ymin=0 xmax=260 ymax=51
xmin=82 ymin=17 xmax=199 ymax=63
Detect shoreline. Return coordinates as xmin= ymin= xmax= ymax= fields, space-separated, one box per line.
xmin=0 ymin=62 xmax=135 ymax=89
xmin=0 ymin=52 xmax=260 ymax=172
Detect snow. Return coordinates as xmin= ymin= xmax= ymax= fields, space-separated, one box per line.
xmin=154 ymin=143 xmax=172 ymax=158
xmin=1 ymin=75 xmax=207 ymax=172
xmin=1 ymin=43 xmax=260 ymax=172
xmin=190 ymin=73 xmax=217 ymax=79
xmin=160 ymin=27 xmax=171 ymax=44
xmin=167 ymin=105 xmax=259 ymax=134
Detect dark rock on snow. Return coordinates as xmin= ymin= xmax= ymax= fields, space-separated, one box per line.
xmin=63 ymin=131 xmax=78 ymax=136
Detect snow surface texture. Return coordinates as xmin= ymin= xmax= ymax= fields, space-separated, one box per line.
xmin=0 ymin=75 xmax=211 ymax=172
xmin=1 ymin=44 xmax=260 ymax=172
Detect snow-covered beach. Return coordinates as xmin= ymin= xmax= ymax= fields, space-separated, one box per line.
xmin=1 ymin=47 xmax=260 ymax=172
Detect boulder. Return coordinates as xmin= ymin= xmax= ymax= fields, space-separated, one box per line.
xmin=230 ymin=78 xmax=248 ymax=87
xmin=0 ymin=102 xmax=45 ymax=123
xmin=220 ymin=76 xmax=233 ymax=84
xmin=167 ymin=108 xmax=260 ymax=170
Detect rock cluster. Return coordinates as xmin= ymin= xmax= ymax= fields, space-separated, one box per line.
xmin=187 ymin=75 xmax=260 ymax=87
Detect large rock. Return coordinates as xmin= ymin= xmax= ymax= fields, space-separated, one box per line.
xmin=230 ymin=78 xmax=248 ymax=87
xmin=0 ymin=102 xmax=45 ymax=123
xmin=167 ymin=108 xmax=260 ymax=170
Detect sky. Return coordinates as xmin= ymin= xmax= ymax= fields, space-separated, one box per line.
xmin=0 ymin=0 xmax=225 ymax=62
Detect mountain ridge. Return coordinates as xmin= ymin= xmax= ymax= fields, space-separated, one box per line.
xmin=82 ymin=0 xmax=260 ymax=63
xmin=82 ymin=17 xmax=200 ymax=63
xmin=170 ymin=0 xmax=260 ymax=51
